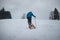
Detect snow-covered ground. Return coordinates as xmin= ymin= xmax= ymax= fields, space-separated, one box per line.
xmin=0 ymin=19 xmax=60 ymax=40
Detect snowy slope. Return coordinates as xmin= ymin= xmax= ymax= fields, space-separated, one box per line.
xmin=0 ymin=19 xmax=60 ymax=40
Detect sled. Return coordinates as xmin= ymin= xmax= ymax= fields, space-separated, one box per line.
xmin=29 ymin=24 xmax=36 ymax=29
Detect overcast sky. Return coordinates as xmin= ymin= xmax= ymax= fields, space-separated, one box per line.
xmin=0 ymin=0 xmax=60 ymax=19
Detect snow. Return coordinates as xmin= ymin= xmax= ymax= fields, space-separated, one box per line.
xmin=0 ymin=19 xmax=60 ymax=40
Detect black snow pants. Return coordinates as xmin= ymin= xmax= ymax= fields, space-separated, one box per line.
xmin=27 ymin=17 xmax=32 ymax=25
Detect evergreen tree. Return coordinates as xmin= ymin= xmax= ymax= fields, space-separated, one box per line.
xmin=49 ymin=8 xmax=60 ymax=20
xmin=54 ymin=8 xmax=59 ymax=20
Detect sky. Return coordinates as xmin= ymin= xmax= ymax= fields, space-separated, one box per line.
xmin=0 ymin=0 xmax=60 ymax=19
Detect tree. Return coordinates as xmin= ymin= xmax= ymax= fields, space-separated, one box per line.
xmin=49 ymin=8 xmax=60 ymax=20
xmin=49 ymin=11 xmax=54 ymax=20
xmin=54 ymin=8 xmax=59 ymax=20
xmin=0 ymin=8 xmax=12 ymax=19
xmin=21 ymin=14 xmax=26 ymax=19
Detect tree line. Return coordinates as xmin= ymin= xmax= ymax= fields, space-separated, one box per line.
xmin=0 ymin=8 xmax=60 ymax=20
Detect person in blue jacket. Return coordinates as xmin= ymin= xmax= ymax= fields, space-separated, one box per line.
xmin=27 ymin=11 xmax=36 ymax=29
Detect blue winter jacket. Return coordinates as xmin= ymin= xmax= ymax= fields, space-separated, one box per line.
xmin=27 ymin=12 xmax=35 ymax=18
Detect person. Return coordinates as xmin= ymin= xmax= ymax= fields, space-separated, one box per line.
xmin=27 ymin=11 xmax=36 ymax=29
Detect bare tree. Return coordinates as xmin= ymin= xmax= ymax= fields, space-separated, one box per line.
xmin=21 ymin=14 xmax=26 ymax=19
xmin=49 ymin=11 xmax=54 ymax=20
